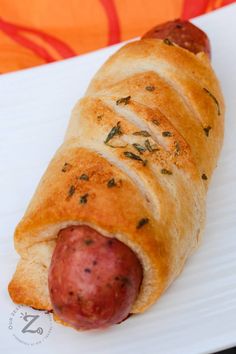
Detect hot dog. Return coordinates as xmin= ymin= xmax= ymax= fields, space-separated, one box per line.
xmin=10 ymin=17 xmax=224 ymax=334
xmin=48 ymin=19 xmax=211 ymax=330
xmin=142 ymin=19 xmax=211 ymax=58
xmin=49 ymin=226 xmax=143 ymax=330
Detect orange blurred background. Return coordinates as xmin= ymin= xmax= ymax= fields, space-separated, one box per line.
xmin=0 ymin=0 xmax=235 ymax=74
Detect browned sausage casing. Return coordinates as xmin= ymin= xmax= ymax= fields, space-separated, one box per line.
xmin=48 ymin=226 xmax=143 ymax=330
xmin=142 ymin=19 xmax=211 ymax=58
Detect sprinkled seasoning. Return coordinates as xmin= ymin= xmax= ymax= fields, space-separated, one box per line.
xmin=84 ymin=239 xmax=94 ymax=245
xmin=136 ymin=218 xmax=149 ymax=229
xmin=152 ymin=119 xmax=160 ymax=126
xmin=107 ymin=239 xmax=113 ymax=247
xmin=203 ymin=88 xmax=221 ymax=115
xmin=97 ymin=114 xmax=104 ymax=121
xmin=116 ymin=96 xmax=131 ymax=105
xmin=162 ymin=131 xmax=172 ymax=137
xmin=132 ymin=143 xmax=146 ymax=154
xmin=145 ymin=86 xmax=155 ymax=92
xmin=161 ymin=168 xmax=172 ymax=175
xmin=203 ymin=126 xmax=212 ymax=137
xmin=144 ymin=139 xmax=153 ymax=152
xmin=105 ymin=143 xmax=128 ymax=149
xmin=84 ymin=268 xmax=91 ymax=273
xmin=62 ymin=162 xmax=72 ymax=172
xmin=115 ymin=275 xmax=131 ymax=287
xmin=174 ymin=141 xmax=180 ymax=155
xmin=124 ymin=151 xmax=147 ymax=166
xmin=163 ymin=38 xmax=173 ymax=46
xmin=67 ymin=185 xmax=76 ymax=199
xmin=202 ymin=173 xmax=208 ymax=180
xmin=133 ymin=130 xmax=151 ymax=137
xmin=104 ymin=121 xmax=122 ymax=145
xmin=80 ymin=193 xmax=89 ymax=204
xmin=144 ymin=140 xmax=159 ymax=153
xmin=107 ymin=178 xmax=116 ymax=188
xmin=79 ymin=174 xmax=89 ymax=181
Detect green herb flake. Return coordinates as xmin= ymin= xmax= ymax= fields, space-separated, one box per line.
xmin=162 ymin=131 xmax=172 ymax=137
xmin=201 ymin=173 xmax=208 ymax=180
xmin=79 ymin=174 xmax=89 ymax=181
xmin=132 ymin=143 xmax=146 ymax=154
xmin=116 ymin=96 xmax=131 ymax=105
xmin=144 ymin=139 xmax=159 ymax=152
xmin=84 ymin=239 xmax=94 ymax=245
xmin=163 ymin=38 xmax=173 ymax=46
xmin=80 ymin=193 xmax=89 ymax=204
xmin=136 ymin=218 xmax=149 ymax=229
xmin=106 ymin=143 xmax=127 ymax=149
xmin=145 ymin=86 xmax=155 ymax=92
xmin=133 ymin=130 xmax=151 ymax=137
xmin=152 ymin=119 xmax=160 ymax=126
xmin=67 ymin=185 xmax=76 ymax=199
xmin=62 ymin=162 xmax=72 ymax=172
xmin=107 ymin=178 xmax=116 ymax=188
xmin=144 ymin=139 xmax=153 ymax=152
xmin=124 ymin=151 xmax=147 ymax=166
xmin=203 ymin=88 xmax=221 ymax=116
xmin=161 ymin=168 xmax=172 ymax=175
xmin=104 ymin=121 xmax=122 ymax=145
xmin=203 ymin=125 xmax=212 ymax=137
xmin=174 ymin=141 xmax=180 ymax=155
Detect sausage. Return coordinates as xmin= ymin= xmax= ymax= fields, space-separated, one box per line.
xmin=48 ymin=225 xmax=143 ymax=330
xmin=142 ymin=19 xmax=211 ymax=58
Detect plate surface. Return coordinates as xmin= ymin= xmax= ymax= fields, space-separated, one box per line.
xmin=1 ymin=4 xmax=236 ymax=354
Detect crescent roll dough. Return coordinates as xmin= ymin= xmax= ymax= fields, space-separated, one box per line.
xmin=8 ymin=38 xmax=224 ymax=314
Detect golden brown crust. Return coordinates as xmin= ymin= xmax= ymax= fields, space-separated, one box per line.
xmin=9 ymin=37 xmax=224 ymax=322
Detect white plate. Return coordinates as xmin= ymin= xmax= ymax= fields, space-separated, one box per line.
xmin=1 ymin=4 xmax=236 ymax=354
